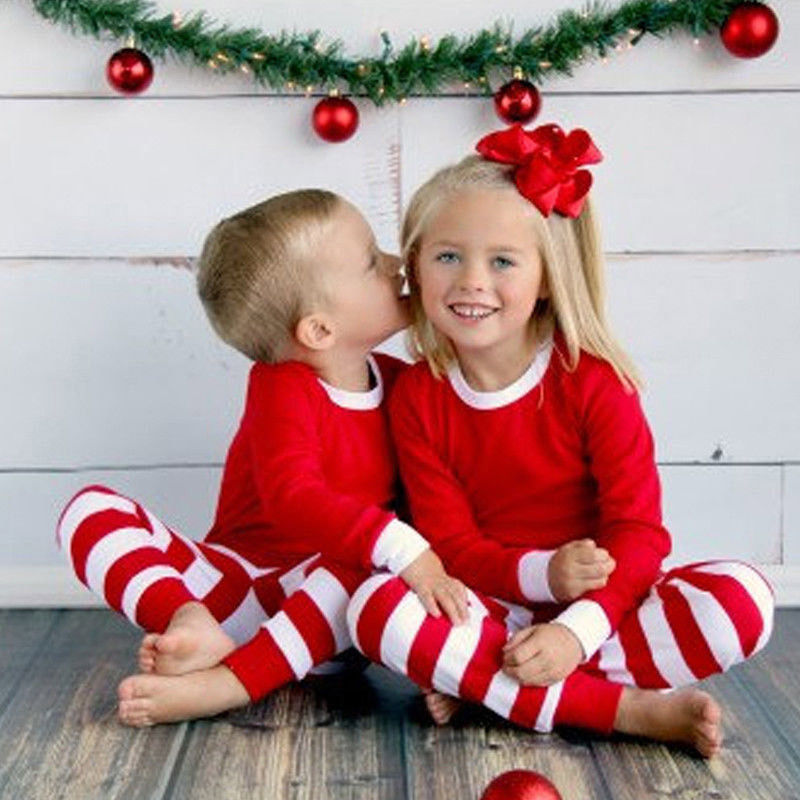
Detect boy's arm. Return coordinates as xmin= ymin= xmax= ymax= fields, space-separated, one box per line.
xmin=389 ymin=376 xmax=556 ymax=605
xmin=551 ymin=363 xmax=671 ymax=661
xmin=246 ymin=366 xmax=428 ymax=574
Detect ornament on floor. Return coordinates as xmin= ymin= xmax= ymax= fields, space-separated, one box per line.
xmin=720 ymin=2 xmax=779 ymax=58
xmin=312 ymin=95 xmax=359 ymax=142
xmin=480 ymin=770 xmax=563 ymax=800
xmin=494 ymin=78 xmax=541 ymax=125
xmin=106 ymin=47 xmax=154 ymax=94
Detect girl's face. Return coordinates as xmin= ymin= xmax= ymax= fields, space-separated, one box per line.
xmin=416 ymin=187 xmax=547 ymax=365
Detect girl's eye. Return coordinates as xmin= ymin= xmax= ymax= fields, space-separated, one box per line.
xmin=368 ymin=253 xmax=379 ymax=271
xmin=493 ymin=256 xmax=514 ymax=270
xmin=435 ymin=251 xmax=460 ymax=264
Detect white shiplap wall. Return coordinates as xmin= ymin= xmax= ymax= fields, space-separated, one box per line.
xmin=1 ymin=0 xmax=798 ymax=605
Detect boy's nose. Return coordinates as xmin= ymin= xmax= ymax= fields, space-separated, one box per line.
xmin=381 ymin=253 xmax=402 ymax=277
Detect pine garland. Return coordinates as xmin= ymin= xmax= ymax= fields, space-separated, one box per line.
xmin=31 ymin=0 xmax=743 ymax=104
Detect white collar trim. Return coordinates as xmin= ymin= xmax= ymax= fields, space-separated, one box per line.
xmin=317 ymin=354 xmax=383 ymax=410
xmin=447 ymin=337 xmax=554 ymax=410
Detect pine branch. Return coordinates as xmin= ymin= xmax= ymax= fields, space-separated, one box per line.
xmin=30 ymin=0 xmax=744 ymax=104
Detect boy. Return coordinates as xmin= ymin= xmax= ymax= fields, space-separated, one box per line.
xmin=57 ymin=190 xmax=468 ymax=726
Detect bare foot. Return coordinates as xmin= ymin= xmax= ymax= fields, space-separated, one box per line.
xmin=138 ymin=602 xmax=235 ymax=675
xmin=423 ymin=689 xmax=463 ymax=725
xmin=614 ymin=687 xmax=723 ymax=758
xmin=117 ymin=666 xmax=250 ymax=727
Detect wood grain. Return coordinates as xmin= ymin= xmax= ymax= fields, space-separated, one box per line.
xmin=167 ymin=665 xmax=412 ymax=800
xmin=0 ymin=611 xmax=799 ymax=799
xmin=0 ymin=610 xmax=187 ymax=800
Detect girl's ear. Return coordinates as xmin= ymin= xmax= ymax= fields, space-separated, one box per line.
xmin=295 ymin=313 xmax=336 ymax=351
xmin=538 ymin=274 xmax=550 ymax=300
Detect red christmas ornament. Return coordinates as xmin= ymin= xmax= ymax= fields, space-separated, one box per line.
xmin=720 ymin=2 xmax=779 ymax=58
xmin=312 ymin=96 xmax=360 ymax=142
xmin=106 ymin=48 xmax=154 ymax=94
xmin=480 ymin=770 xmax=563 ymax=800
xmin=494 ymin=80 xmax=541 ymax=125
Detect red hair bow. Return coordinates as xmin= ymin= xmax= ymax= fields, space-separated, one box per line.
xmin=475 ymin=123 xmax=603 ymax=218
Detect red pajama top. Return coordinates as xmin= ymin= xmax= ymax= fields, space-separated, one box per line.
xmin=204 ymin=353 xmax=428 ymax=574
xmin=388 ymin=333 xmax=671 ymax=658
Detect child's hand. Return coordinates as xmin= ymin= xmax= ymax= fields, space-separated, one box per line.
xmin=400 ymin=549 xmax=469 ymax=625
xmin=501 ymin=623 xmax=583 ymax=686
xmin=547 ymin=539 xmax=615 ymax=602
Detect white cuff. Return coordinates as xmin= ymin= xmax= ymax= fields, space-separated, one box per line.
xmin=517 ymin=550 xmax=557 ymax=602
xmin=371 ymin=519 xmax=430 ymax=574
xmin=553 ymin=599 xmax=611 ymax=662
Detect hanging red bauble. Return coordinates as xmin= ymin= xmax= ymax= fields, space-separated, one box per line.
xmin=494 ymin=80 xmax=541 ymax=125
xmin=312 ymin=96 xmax=360 ymax=142
xmin=720 ymin=3 xmax=779 ymax=58
xmin=480 ymin=770 xmax=563 ymax=800
xmin=106 ymin=48 xmax=154 ymax=94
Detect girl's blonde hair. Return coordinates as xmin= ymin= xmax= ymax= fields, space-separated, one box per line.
xmin=197 ymin=189 xmax=340 ymax=363
xmin=401 ymin=155 xmax=641 ymax=390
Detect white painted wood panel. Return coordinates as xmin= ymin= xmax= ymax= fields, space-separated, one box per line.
xmin=3 ymin=93 xmax=798 ymax=256
xmin=661 ymin=465 xmax=781 ymax=566
xmin=0 ymin=467 xmax=222 ymax=569
xmin=1 ymin=1 xmax=796 ymax=95
xmin=3 ymin=253 xmax=795 ymax=468
xmin=400 ymin=93 xmax=800 ymax=253
xmin=783 ymin=466 xmax=800 ymax=563
xmin=607 ymin=253 xmax=800 ymax=464
xmin=1 ymin=97 xmax=402 ymax=257
xmin=0 ymin=464 xmax=789 ymax=605
xmin=0 ymin=260 xmax=248 ymax=468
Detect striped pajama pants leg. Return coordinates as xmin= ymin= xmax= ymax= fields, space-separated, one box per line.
xmin=57 ymin=485 xmax=368 ymax=701
xmin=346 ymin=561 xmax=774 ymax=735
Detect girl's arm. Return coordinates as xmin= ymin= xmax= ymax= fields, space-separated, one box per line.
xmin=552 ymin=360 xmax=671 ymax=660
xmin=389 ymin=373 xmax=555 ymax=604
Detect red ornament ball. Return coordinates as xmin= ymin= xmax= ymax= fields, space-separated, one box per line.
xmin=720 ymin=2 xmax=779 ymax=58
xmin=480 ymin=770 xmax=562 ymax=800
xmin=312 ymin=96 xmax=360 ymax=143
xmin=494 ymin=80 xmax=541 ymax=125
xmin=106 ymin=48 xmax=154 ymax=94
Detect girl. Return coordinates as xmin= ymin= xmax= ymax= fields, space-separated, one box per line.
xmin=346 ymin=124 xmax=774 ymax=757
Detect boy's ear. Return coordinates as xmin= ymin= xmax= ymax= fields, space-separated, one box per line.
xmin=295 ymin=313 xmax=336 ymax=351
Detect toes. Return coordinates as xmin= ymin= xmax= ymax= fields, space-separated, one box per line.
xmin=117 ymin=676 xmax=138 ymax=702
xmin=118 ymin=698 xmax=153 ymax=728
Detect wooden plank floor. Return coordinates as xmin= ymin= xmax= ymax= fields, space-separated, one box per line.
xmin=0 ymin=609 xmax=798 ymax=800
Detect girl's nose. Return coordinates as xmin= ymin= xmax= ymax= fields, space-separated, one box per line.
xmin=457 ymin=260 xmax=488 ymax=291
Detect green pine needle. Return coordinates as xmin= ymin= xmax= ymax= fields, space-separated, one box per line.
xmin=30 ymin=0 xmax=745 ymax=104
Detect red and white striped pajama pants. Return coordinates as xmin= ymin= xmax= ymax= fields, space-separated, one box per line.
xmin=346 ymin=561 xmax=774 ymax=734
xmin=57 ymin=485 xmax=369 ymax=701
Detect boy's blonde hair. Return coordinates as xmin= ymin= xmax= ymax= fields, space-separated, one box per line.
xmin=197 ymin=190 xmax=340 ymax=363
xmin=401 ymin=155 xmax=641 ymax=390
